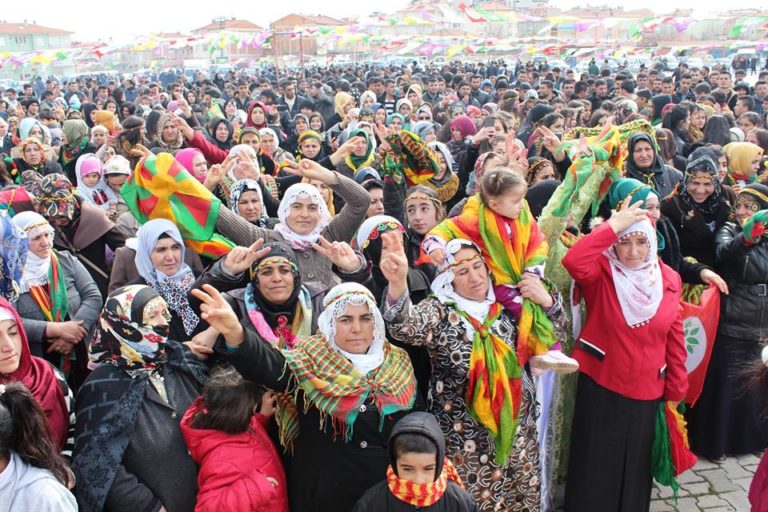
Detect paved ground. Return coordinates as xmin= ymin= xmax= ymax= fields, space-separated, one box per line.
xmin=650 ymin=453 xmax=763 ymax=511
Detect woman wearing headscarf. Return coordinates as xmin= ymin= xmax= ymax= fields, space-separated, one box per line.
xmin=0 ymin=117 xmax=14 ymax=156
xmin=661 ymin=147 xmax=738 ymax=268
xmin=0 ymin=296 xmax=75 ymax=459
xmin=723 ymin=141 xmax=764 ymax=189
xmin=560 ymin=201 xmax=688 ymax=511
xmin=27 ymin=173 xmax=128 ymax=297
xmin=192 ymin=281 xmax=417 ymax=512
xmin=624 ymin=132 xmax=683 ymax=197
xmin=72 ymin=284 xmax=208 ymax=512
xmin=326 ymin=91 xmax=354 ymax=130
xmin=426 ymin=141 xmax=461 ymax=210
xmin=244 ymin=100 xmax=270 ymax=130
xmin=112 ymin=115 xmax=149 ymax=170
xmin=58 ymin=119 xmax=96 ymax=184
xmin=382 ymin=235 xmax=559 ymax=511
xmin=260 ymin=127 xmax=295 ymax=167
xmin=174 ymin=147 xmax=208 ymax=183
xmin=229 ymin=178 xmax=275 ymax=228
xmin=206 ymin=117 xmax=233 ymax=152
xmin=334 ymin=128 xmax=376 ymax=179
xmin=215 ymin=159 xmax=371 ymax=288
xmin=4 ymin=137 xmax=64 ymax=182
xmin=131 ymin=219 xmax=204 ymax=343
xmin=687 ymin=183 xmax=768 ymax=460
xmin=13 ymin=212 xmax=102 ymax=390
xmin=151 ymin=113 xmax=187 ymax=153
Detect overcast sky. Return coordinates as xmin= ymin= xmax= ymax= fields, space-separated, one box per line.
xmin=2 ymin=0 xmax=763 ymax=42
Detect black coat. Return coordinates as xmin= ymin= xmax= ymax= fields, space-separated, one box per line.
xmin=661 ymin=189 xmax=736 ymax=268
xmin=715 ymin=222 xmax=768 ymax=339
xmin=218 ymin=330 xmax=421 ymax=512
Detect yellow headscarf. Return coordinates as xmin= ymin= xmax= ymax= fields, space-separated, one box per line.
xmin=334 ymin=92 xmax=353 ymax=118
xmin=724 ymin=142 xmax=763 ymax=176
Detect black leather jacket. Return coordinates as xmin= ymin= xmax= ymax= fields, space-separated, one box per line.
xmin=715 ymin=222 xmax=768 ymax=339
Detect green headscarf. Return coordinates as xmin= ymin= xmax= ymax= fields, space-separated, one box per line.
xmin=62 ymin=120 xmax=88 ymax=149
xmin=607 ymin=178 xmax=665 ymax=251
xmin=345 ymin=129 xmax=375 ymax=172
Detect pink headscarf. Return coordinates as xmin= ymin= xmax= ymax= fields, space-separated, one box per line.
xmin=175 ymin=148 xmax=206 ymax=183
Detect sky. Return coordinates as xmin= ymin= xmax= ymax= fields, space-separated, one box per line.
xmin=2 ymin=0 xmax=764 ymax=41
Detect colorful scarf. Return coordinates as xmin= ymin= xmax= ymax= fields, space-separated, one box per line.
xmin=245 ymin=284 xmax=312 ymax=349
xmin=28 ymin=250 xmax=69 ymax=322
xmin=429 ymin=195 xmax=556 ymax=365
xmin=386 ymin=459 xmax=464 ymax=507
xmin=278 ymin=334 xmax=416 ymax=449
xmin=724 ymin=142 xmax=763 ymax=185
xmin=89 ymin=284 xmax=171 ymax=374
xmin=457 ymin=302 xmax=522 ymax=464
xmin=651 ymin=402 xmax=697 ymax=497
xmin=60 ymin=120 xmax=89 ymax=166
xmin=381 ymin=130 xmax=439 ymax=187
xmin=0 ymin=212 xmax=28 ymax=302
xmin=121 ymin=153 xmax=234 ymax=258
xmin=344 ymin=129 xmax=375 ymax=173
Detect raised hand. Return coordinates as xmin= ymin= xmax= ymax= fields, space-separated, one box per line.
xmin=183 ymin=326 xmax=219 ymax=360
xmin=222 ymin=240 xmax=270 ymax=275
xmin=380 ymin=231 xmax=409 ymax=300
xmin=282 ymin=159 xmax=337 ymax=185
xmin=608 ymin=200 xmax=648 ymax=234
xmin=190 ymin=284 xmax=244 ymax=346
xmin=428 ymin=248 xmax=446 ymax=266
xmin=312 ymin=237 xmax=361 ymax=273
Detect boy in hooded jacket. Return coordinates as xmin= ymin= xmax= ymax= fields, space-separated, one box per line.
xmin=352 ymin=411 xmax=479 ymax=512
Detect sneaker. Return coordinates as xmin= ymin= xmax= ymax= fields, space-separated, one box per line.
xmin=530 ymin=351 xmax=579 ymax=374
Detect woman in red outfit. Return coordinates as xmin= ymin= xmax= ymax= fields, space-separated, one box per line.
xmin=562 ymin=201 xmax=688 ymax=512
xmin=181 ymin=365 xmax=288 ymax=512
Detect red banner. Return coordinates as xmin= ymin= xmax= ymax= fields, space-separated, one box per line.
xmin=682 ymin=285 xmax=721 ymax=407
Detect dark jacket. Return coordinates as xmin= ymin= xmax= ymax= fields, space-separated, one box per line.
xmin=217 ymin=329 xmax=420 ymax=512
xmin=660 ymin=188 xmax=736 ymax=268
xmin=351 ymin=412 xmax=479 ymax=512
xmin=73 ymin=342 xmax=207 ymax=512
xmin=715 ymin=222 xmax=768 ymax=339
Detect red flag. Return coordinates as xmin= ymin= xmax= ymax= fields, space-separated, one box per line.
xmin=682 ymin=285 xmax=721 ymax=406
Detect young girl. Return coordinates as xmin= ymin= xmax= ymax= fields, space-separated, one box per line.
xmin=424 ymin=168 xmax=577 ymax=373
xmin=180 ymin=365 xmax=288 ymax=512
xmin=0 ymin=382 xmax=77 ymax=511
xmin=75 ymin=153 xmax=116 ymax=211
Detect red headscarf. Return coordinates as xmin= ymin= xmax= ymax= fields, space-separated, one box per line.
xmin=245 ymin=100 xmax=269 ymax=130
xmin=0 ymin=297 xmax=69 ymax=450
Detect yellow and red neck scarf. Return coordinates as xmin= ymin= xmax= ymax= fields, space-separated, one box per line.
xmin=386 ymin=459 xmax=463 ymax=507
xmin=457 ymin=302 xmax=522 ymax=464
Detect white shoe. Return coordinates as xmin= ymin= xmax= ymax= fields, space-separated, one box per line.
xmin=530 ymin=351 xmax=579 ymax=374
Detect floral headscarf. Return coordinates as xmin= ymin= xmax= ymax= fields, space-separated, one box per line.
xmin=230 ymin=178 xmax=269 ymax=227
xmin=89 ymin=284 xmax=171 ymax=374
xmin=34 ymin=173 xmax=78 ymax=221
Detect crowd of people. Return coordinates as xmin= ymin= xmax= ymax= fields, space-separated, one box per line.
xmin=0 ymin=54 xmax=768 ymax=512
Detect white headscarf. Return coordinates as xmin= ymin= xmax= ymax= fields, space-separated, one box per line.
xmin=431 ymin=239 xmax=495 ymax=334
xmin=227 ymin=144 xmax=260 ymax=182
xmin=274 ymin=183 xmax=332 ymax=251
xmin=602 ymin=219 xmax=663 ymax=328
xmin=318 ymin=282 xmax=386 ymax=375
xmin=12 ymin=212 xmax=54 ymax=293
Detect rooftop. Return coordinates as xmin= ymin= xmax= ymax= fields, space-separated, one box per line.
xmin=0 ymin=21 xmax=73 ymax=36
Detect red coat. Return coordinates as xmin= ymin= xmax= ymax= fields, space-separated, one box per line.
xmin=180 ymin=398 xmax=289 ymax=512
xmin=562 ymin=222 xmax=688 ymax=402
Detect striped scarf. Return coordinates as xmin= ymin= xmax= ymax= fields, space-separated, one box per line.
xmin=277 ymin=334 xmax=416 ymax=450
xmin=457 ymin=302 xmax=522 ymax=464
xmin=29 ymin=250 xmax=72 ymax=374
xmin=382 ymin=131 xmax=440 ymax=187
xmin=386 ymin=459 xmax=463 ymax=507
xmin=28 ymin=250 xmax=69 ymax=322
xmin=430 ymin=195 xmax=556 ymax=365
xmin=743 ymin=209 xmax=768 ymax=245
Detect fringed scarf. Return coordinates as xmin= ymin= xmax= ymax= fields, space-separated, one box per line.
xmin=121 ymin=153 xmax=235 ymax=258
xmin=429 ymin=195 xmax=556 ymax=365
xmin=743 ymin=209 xmax=768 ymax=245
xmin=277 ymin=334 xmax=416 ymax=450
xmin=386 ymin=459 xmax=464 ymax=507
xmin=457 ymin=302 xmax=522 ymax=464
xmin=344 ymin=129 xmax=375 ymax=173
xmin=382 ymin=130 xmax=440 ymax=187
xmin=651 ymin=401 xmax=697 ymax=498
xmin=28 ymin=250 xmax=69 ymax=322
xmin=61 ymin=137 xmax=88 ymax=167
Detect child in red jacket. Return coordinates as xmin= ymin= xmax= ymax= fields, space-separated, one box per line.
xmin=180 ymin=366 xmax=288 ymax=512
